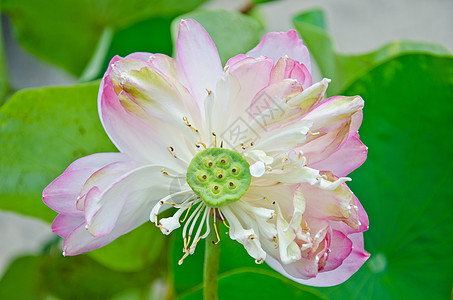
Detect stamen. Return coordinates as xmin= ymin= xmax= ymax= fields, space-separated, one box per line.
xmin=213 ymin=213 xmax=221 ymax=245
xmin=183 ymin=116 xmax=199 ymax=133
xmin=167 ymin=146 xmax=178 ymax=158
xmin=218 ymin=209 xmax=230 ymax=229
xmin=182 ymin=203 xmax=204 ymax=251
xmin=264 ymin=197 xmax=276 ymax=205
xmin=161 ymin=168 xmax=185 ymax=178
xmin=212 ymin=132 xmax=217 ymax=147
xmin=281 ymin=158 xmax=289 ymax=170
xmin=308 ymin=130 xmax=320 ymax=136
xmin=196 ymin=142 xmax=207 ymax=149
xmin=180 ymin=202 xmax=194 ymax=223
xmin=255 ymin=259 xmax=264 ymax=264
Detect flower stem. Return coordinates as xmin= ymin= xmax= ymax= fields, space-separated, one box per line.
xmin=203 ymin=218 xmax=220 ymax=300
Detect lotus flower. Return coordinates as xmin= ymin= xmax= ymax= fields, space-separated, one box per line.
xmin=43 ymin=19 xmax=369 ymax=286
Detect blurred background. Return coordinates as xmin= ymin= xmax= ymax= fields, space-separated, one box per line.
xmin=1 ymin=0 xmax=452 ymax=299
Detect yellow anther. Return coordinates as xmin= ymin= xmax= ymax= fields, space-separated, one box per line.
xmin=212 ymin=132 xmax=217 ymax=147
xmin=167 ymin=146 xmax=178 ymax=158
xmin=255 ymin=259 xmax=264 ymax=264
xmin=183 ymin=116 xmax=199 ymax=133
xmin=281 ymin=157 xmax=289 ymax=170
xmin=196 ymin=142 xmax=207 ymax=149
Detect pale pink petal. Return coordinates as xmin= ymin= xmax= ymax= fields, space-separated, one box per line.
xmin=333 ymin=194 xmax=369 ymax=234
xmin=271 ymin=57 xmax=312 ymax=89
xmin=302 ymin=182 xmax=360 ymax=231
xmin=309 ymin=133 xmax=367 ymax=177
xmin=148 ymin=54 xmax=178 ymax=79
xmin=266 ymin=232 xmax=368 ymax=286
xmin=52 ymin=214 xmax=84 ymax=239
xmin=85 ymin=165 xmax=190 ymax=237
xmin=77 ymin=160 xmax=143 ymax=210
xmin=247 ymin=30 xmax=311 ymax=71
xmin=99 ymin=58 xmax=191 ymax=171
xmin=301 ymin=233 xmax=369 ymax=286
xmin=43 ymin=153 xmax=129 ymax=214
xmin=303 ymin=96 xmax=364 ymax=133
xmin=266 ymin=254 xmax=319 ymax=280
xmin=323 ymin=230 xmax=353 ymax=271
xmin=209 ymin=56 xmax=273 ymax=137
xmin=225 ymin=54 xmax=248 ymax=67
xmin=125 ymin=52 xmax=153 ymax=61
xmin=176 ymin=19 xmax=223 ymax=106
xmin=247 ymin=79 xmax=303 ymax=126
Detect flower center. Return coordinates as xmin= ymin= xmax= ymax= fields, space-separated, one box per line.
xmin=186 ymin=148 xmax=252 ymax=207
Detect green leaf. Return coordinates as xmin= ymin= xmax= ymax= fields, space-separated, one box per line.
xmin=3 ymin=0 xmax=206 ymax=76
xmin=315 ymin=54 xmax=453 ymax=299
xmin=0 ymin=82 xmax=116 ymax=222
xmin=0 ymin=18 xmax=9 ymax=104
xmin=293 ymin=9 xmax=451 ymax=96
xmin=179 ymin=270 xmax=326 ymax=300
xmin=88 ymin=221 xmax=167 ymax=272
xmin=171 ymin=9 xmax=263 ymax=65
xmin=0 ymin=254 xmax=157 ymax=299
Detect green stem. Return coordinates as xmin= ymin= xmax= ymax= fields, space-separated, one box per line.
xmin=203 ymin=219 xmax=220 ymax=300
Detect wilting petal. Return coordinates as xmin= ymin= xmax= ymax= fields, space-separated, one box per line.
xmin=247 ymin=30 xmax=311 ymax=71
xmin=176 ymin=19 xmax=223 ymax=107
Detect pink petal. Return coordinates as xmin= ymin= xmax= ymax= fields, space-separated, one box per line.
xmin=266 ymin=232 xmax=369 ymax=287
xmin=300 ymin=233 xmax=369 ymax=286
xmin=98 ymin=58 xmax=190 ymax=171
xmin=303 ymin=96 xmax=364 ymax=133
xmin=77 ymin=160 xmax=143 ymax=210
xmin=309 ymin=133 xmax=368 ymax=177
xmin=225 ymin=54 xmax=248 ymax=67
xmin=43 ymin=153 xmax=128 ymax=214
xmin=266 ymin=253 xmax=319 ymax=280
xmin=176 ymin=19 xmax=223 ymax=107
xmin=148 ymin=54 xmax=178 ymax=79
xmin=247 ymin=30 xmax=311 ymax=71
xmin=208 ymin=56 xmax=273 ymax=137
xmin=85 ymin=165 xmax=187 ymax=237
xmin=64 ymin=166 xmax=190 ymax=255
xmin=323 ymin=230 xmax=353 ymax=271
xmin=52 ymin=214 xmax=84 ymax=239
xmin=333 ymin=194 xmax=369 ymax=234
xmin=302 ymin=182 xmax=360 ymax=231
xmin=271 ymin=57 xmax=312 ymax=89
xmin=247 ymin=79 xmax=303 ymax=125
xmin=125 ymin=52 xmax=153 ymax=61
xmin=227 ymin=56 xmax=274 ymax=119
